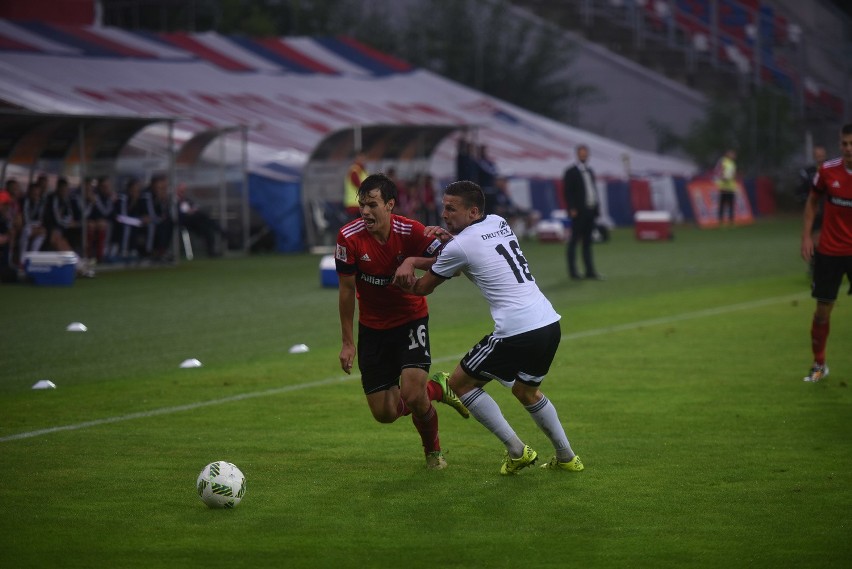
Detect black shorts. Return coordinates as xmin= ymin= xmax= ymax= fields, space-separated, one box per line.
xmin=811 ymin=253 xmax=852 ymax=302
xmin=460 ymin=321 xmax=561 ymax=386
xmin=358 ymin=316 xmax=431 ymax=395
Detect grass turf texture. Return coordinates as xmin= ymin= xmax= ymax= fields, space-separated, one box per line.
xmin=1 ymin=217 xmax=850 ymax=568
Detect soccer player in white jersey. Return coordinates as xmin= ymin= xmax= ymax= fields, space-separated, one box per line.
xmin=394 ymin=180 xmax=583 ymax=474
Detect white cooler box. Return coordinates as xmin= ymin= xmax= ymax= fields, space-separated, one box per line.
xmin=23 ymin=252 xmax=78 ymax=286
xmin=634 ymin=211 xmax=673 ymax=241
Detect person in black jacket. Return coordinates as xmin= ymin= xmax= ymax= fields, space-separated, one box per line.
xmin=562 ymin=144 xmax=603 ymax=280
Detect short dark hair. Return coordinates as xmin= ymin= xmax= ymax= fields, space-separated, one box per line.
xmin=358 ymin=173 xmax=397 ymax=204
xmin=841 ymin=123 xmax=852 ymax=136
xmin=444 ymin=180 xmax=485 ymax=212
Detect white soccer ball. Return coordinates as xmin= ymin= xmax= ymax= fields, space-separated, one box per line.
xmin=196 ymin=461 xmax=246 ymax=509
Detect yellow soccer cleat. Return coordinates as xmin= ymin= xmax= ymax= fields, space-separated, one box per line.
xmin=540 ymin=455 xmax=584 ymax=472
xmin=430 ymin=372 xmax=469 ymax=419
xmin=500 ymin=445 xmax=538 ymax=475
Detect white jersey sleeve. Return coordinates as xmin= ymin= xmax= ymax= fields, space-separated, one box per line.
xmin=430 ymin=215 xmax=560 ymax=337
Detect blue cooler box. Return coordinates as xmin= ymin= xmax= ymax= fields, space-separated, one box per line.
xmin=319 ymin=254 xmax=338 ymax=288
xmin=24 ymin=252 xmax=78 ymax=286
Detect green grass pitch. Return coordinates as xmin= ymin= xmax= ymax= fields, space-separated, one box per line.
xmin=1 ymin=217 xmax=850 ymax=568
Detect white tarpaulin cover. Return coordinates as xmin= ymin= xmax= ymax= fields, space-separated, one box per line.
xmin=0 ymin=20 xmax=696 ymax=180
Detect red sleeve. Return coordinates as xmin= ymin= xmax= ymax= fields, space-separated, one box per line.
xmin=349 ymin=167 xmax=362 ymax=188
xmin=407 ymin=218 xmax=442 ymax=257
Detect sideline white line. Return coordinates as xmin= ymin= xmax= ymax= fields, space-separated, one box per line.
xmin=0 ymin=292 xmax=806 ymax=443
xmin=560 ymin=292 xmax=806 ymax=341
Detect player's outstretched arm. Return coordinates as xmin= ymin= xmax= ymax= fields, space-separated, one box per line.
xmin=393 ymin=256 xmax=437 ymax=289
xmin=410 ymin=271 xmax=444 ymax=296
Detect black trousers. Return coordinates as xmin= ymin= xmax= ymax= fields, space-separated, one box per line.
xmin=718 ymin=191 xmax=735 ymax=222
xmin=567 ymin=214 xmax=597 ymax=277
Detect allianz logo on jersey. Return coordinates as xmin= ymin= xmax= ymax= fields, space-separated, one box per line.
xmin=480 ymin=220 xmax=514 ymax=241
xmin=359 ymin=272 xmax=392 ymax=286
xmin=828 ymin=195 xmax=852 ymax=207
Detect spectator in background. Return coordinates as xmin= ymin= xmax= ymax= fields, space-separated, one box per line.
xmin=177 ymin=184 xmax=226 ymax=257
xmin=146 ymin=175 xmax=175 ymax=262
xmin=456 ymin=138 xmax=478 ymax=182
xmin=410 ymin=173 xmax=439 ymax=226
xmin=797 ymin=145 xmax=827 ymax=274
xmin=44 ymin=178 xmax=81 ymax=253
xmin=800 ymin=123 xmax=852 ymax=383
xmin=344 ymin=152 xmax=369 ymax=218
xmin=44 ymin=177 xmax=94 ymax=277
xmin=34 ymin=174 xmax=49 ymax=198
xmin=475 ymin=144 xmax=499 ymax=214
xmin=494 ymin=176 xmax=539 ymax=239
xmin=0 ymin=190 xmax=16 ymax=282
xmin=797 ymin=145 xmax=828 ymax=205
xmin=3 ymin=178 xmax=23 ymax=266
xmin=563 ymin=144 xmax=603 ymax=280
xmin=5 ymin=178 xmax=23 ymax=204
xmin=90 ymin=176 xmax=116 ymax=262
xmin=73 ymin=178 xmax=96 ymax=259
xmin=116 ymin=178 xmax=150 ymax=260
xmin=19 ymin=181 xmax=47 ymax=262
xmin=715 ymin=148 xmax=738 ymax=227
xmin=386 ymin=167 xmax=416 ymax=219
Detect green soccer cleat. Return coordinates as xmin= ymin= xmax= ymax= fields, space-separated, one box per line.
xmin=500 ymin=445 xmax=538 ymax=475
xmin=425 ymin=450 xmax=447 ymax=470
xmin=430 ymin=372 xmax=469 ymax=419
xmin=540 ymin=455 xmax=584 ymax=472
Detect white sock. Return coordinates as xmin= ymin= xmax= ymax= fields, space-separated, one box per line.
xmin=525 ymin=395 xmax=575 ymax=462
xmin=460 ymin=388 xmax=525 ymax=457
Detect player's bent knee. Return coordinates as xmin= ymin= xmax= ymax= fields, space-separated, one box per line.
xmin=512 ymin=383 xmax=543 ymax=406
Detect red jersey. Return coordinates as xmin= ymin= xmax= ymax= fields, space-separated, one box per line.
xmin=812 ymin=157 xmax=852 ymax=256
xmin=335 ymin=214 xmax=441 ymax=329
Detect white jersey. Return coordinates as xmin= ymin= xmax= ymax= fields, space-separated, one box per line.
xmin=430 ymin=214 xmax=560 ymax=337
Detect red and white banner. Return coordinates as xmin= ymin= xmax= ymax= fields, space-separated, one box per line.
xmin=687 ymin=179 xmax=753 ymax=227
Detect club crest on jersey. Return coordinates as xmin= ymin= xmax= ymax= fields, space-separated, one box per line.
xmin=335 ymin=244 xmax=348 ymax=262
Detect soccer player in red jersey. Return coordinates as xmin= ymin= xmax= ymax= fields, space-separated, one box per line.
xmin=336 ymin=173 xmax=469 ymax=469
xmin=801 ymin=123 xmax=852 ymax=382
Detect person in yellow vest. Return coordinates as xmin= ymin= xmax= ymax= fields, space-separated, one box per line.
xmin=715 ymin=149 xmax=738 ymax=227
xmin=344 ymin=152 xmax=369 ymax=217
